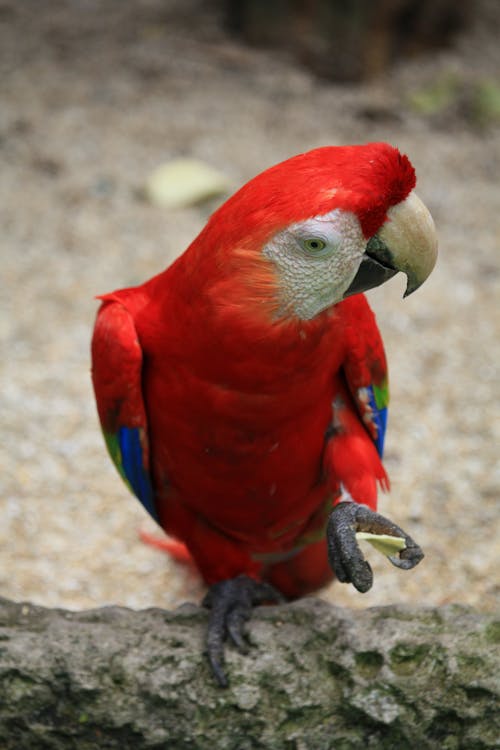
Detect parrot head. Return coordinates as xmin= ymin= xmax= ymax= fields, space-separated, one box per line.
xmin=198 ymin=142 xmax=437 ymax=321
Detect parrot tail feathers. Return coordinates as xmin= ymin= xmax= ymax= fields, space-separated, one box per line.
xmin=138 ymin=529 xmax=193 ymax=565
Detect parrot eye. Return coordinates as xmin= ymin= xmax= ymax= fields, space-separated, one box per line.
xmin=302 ymin=238 xmax=327 ymax=253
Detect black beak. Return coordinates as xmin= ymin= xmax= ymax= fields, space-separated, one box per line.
xmin=343 ymin=237 xmax=397 ymax=299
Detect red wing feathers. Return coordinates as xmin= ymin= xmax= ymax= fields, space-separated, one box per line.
xmin=91 ymin=299 xmax=158 ymax=521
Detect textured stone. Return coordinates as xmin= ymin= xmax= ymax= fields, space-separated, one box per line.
xmin=0 ymin=597 xmax=498 ymax=749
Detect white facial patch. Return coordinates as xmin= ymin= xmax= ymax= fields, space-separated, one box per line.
xmin=262 ymin=209 xmax=366 ymax=320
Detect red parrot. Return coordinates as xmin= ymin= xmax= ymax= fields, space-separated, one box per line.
xmin=91 ymin=143 xmax=437 ymax=685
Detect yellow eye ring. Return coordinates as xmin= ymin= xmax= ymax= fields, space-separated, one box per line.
xmin=303 ymin=238 xmax=326 ymax=253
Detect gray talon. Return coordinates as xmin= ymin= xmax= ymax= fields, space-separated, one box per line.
xmin=327 ymin=501 xmax=424 ymax=592
xmin=203 ymin=574 xmax=284 ymax=687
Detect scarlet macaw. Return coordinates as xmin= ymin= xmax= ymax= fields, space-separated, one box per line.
xmin=91 ymin=143 xmax=437 ymax=685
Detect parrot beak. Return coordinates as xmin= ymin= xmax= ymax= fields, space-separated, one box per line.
xmin=344 ymin=191 xmax=438 ymax=299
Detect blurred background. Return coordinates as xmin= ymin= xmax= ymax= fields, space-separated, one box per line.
xmin=1 ymin=0 xmax=499 ymax=613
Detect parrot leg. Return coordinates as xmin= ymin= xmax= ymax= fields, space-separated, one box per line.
xmin=326 ymin=501 xmax=424 ymax=593
xmin=202 ymin=574 xmax=284 ymax=687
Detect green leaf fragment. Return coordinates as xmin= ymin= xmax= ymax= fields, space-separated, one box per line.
xmin=356 ymin=532 xmax=406 ymax=557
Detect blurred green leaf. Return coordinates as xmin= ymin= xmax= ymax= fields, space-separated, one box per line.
xmin=471 ymin=80 xmax=500 ymax=126
xmin=408 ymin=74 xmax=459 ymax=115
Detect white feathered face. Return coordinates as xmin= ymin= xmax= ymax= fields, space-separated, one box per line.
xmin=262 ymin=209 xmax=366 ymax=320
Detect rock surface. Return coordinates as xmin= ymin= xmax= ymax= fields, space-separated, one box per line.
xmin=1 ymin=0 xmax=499 ymax=617
xmin=0 ymin=597 xmax=498 ymax=749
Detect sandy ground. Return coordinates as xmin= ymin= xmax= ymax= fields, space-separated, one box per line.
xmin=1 ymin=0 xmax=499 ymax=614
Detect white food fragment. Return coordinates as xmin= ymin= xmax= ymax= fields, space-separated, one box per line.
xmin=356 ymin=532 xmax=407 ymax=557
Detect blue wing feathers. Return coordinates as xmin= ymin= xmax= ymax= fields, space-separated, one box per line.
xmin=366 ymin=385 xmax=388 ymax=458
xmin=118 ymin=427 xmax=159 ymax=522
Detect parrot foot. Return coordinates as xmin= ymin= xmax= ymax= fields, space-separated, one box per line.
xmin=202 ymin=574 xmax=284 ymax=688
xmin=327 ymin=501 xmax=424 ymax=593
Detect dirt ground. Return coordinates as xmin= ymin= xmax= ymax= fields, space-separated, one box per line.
xmin=1 ymin=0 xmax=499 ymax=614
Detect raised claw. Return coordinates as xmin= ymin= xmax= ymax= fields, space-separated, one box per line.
xmin=327 ymin=501 xmax=424 ymax=593
xmin=202 ymin=574 xmax=284 ymax=687
xmin=388 ymin=541 xmax=425 ymax=570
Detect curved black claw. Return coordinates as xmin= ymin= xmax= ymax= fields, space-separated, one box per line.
xmin=327 ymin=502 xmax=424 ymax=593
xmin=202 ymin=574 xmax=284 ymax=688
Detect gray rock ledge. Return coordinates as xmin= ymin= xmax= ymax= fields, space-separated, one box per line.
xmin=0 ymin=597 xmax=498 ymax=749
